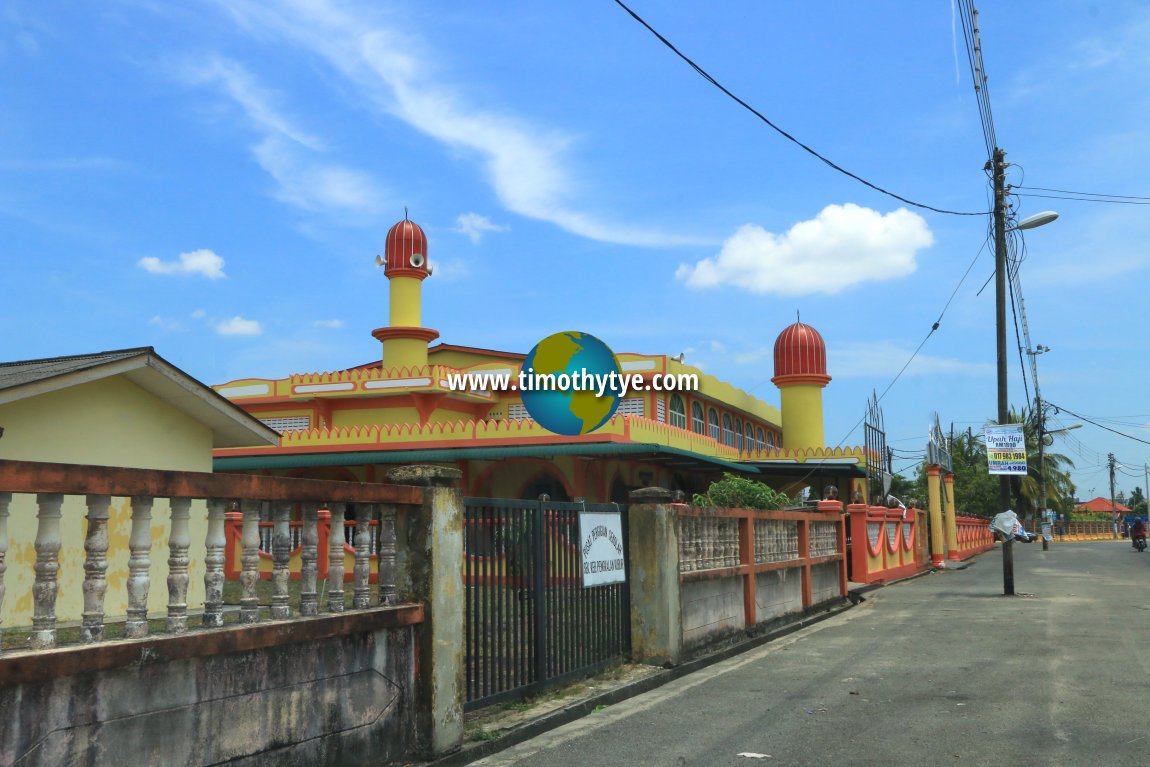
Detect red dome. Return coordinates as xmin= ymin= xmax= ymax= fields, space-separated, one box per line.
xmin=772 ymin=321 xmax=830 ymax=384
xmin=382 ymin=217 xmax=430 ymax=278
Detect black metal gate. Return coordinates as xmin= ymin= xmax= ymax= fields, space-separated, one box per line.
xmin=463 ymin=497 xmax=631 ymax=709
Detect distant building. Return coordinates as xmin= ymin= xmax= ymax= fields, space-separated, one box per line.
xmin=0 ymin=348 xmax=277 ymax=627
xmin=1073 ymin=497 xmax=1132 ymax=517
xmin=213 ymin=216 xmax=875 ymax=502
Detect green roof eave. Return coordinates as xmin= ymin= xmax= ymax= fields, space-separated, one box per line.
xmin=214 ymin=442 xmax=759 ymax=475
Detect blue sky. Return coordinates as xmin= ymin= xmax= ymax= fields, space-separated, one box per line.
xmin=3 ymin=1 xmax=1149 ymax=501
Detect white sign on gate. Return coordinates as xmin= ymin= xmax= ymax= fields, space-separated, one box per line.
xmin=578 ymin=511 xmax=626 ymax=587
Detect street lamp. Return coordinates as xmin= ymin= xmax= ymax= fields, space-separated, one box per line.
xmin=1010 ymin=211 xmax=1060 ymax=232
xmin=992 ymin=145 xmax=1057 ymax=595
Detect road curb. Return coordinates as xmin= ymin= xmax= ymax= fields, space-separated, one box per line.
xmin=429 ymin=599 xmax=855 ymax=767
xmin=429 ymin=558 xmax=971 ymax=766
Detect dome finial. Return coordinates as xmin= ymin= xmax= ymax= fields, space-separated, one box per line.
xmin=796 ymin=309 xmax=801 ymax=323
xmin=404 ymin=206 xmax=409 ymax=221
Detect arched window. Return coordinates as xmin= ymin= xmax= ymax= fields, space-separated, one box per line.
xmin=670 ymin=394 xmax=687 ymax=429
xmin=745 ymin=422 xmax=755 ymax=451
xmin=735 ymin=419 xmax=744 ymax=451
xmin=709 ymin=408 xmax=720 ymax=441
xmin=758 ymin=428 xmax=767 ymax=450
xmin=722 ymin=414 xmax=734 ymax=447
xmin=692 ymin=402 xmax=706 ymax=434
xmin=519 ymin=471 xmax=571 ymax=502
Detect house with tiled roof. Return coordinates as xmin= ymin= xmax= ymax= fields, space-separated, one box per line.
xmin=1073 ymin=497 xmax=1131 ymax=517
xmin=0 ymin=347 xmax=277 ymax=628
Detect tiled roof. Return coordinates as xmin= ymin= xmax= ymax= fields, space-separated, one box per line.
xmin=0 ymin=347 xmax=153 ymax=391
xmin=0 ymin=346 xmax=278 ymax=449
xmin=1074 ymin=496 xmax=1132 ymax=513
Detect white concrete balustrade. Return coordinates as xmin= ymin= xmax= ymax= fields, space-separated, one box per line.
xmin=0 ymin=459 xmax=418 ymax=654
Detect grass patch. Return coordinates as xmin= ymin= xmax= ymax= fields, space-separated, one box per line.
xmin=464 ymin=724 xmax=502 ymax=743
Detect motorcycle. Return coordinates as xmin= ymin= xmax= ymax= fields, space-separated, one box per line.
xmin=1134 ymin=535 xmax=1147 ymax=553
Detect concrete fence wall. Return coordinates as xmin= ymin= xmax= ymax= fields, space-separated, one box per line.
xmin=952 ymin=515 xmax=995 ymax=560
xmin=848 ymin=505 xmax=929 ymax=583
xmin=1 ymin=608 xmax=421 ymax=767
xmin=627 ymin=489 xmax=848 ymax=666
xmin=0 ymin=459 xmax=467 ymax=766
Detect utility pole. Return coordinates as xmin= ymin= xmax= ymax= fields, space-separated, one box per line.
xmin=1037 ymin=399 xmax=1049 ymax=551
xmin=1109 ymin=453 xmax=1117 ymax=539
xmin=993 ymin=146 xmax=1014 ymax=594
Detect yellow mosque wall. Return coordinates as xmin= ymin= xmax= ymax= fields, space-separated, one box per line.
xmin=332 ymin=406 xmax=423 ymax=430
xmin=428 ymin=347 xmax=522 ymax=369
xmin=779 ymin=384 xmax=826 ymax=451
xmin=388 ymin=276 xmax=423 ymax=327
xmin=0 ymin=376 xmax=213 ymax=628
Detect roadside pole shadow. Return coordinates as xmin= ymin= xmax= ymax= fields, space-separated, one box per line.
xmin=929 ymin=591 xmax=1040 ymax=599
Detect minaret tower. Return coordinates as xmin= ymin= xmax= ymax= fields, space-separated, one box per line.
xmin=771 ymin=319 xmax=831 ymax=451
xmin=372 ymin=214 xmax=439 ymax=371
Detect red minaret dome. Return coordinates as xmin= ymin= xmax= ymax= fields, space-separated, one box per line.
xmin=381 ymin=216 xmax=431 ymax=279
xmin=771 ymin=321 xmax=831 ymax=386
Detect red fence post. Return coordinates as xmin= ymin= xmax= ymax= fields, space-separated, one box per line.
xmin=739 ymin=513 xmax=756 ymax=626
xmin=317 ymin=508 xmax=331 ymax=581
xmin=798 ymin=518 xmax=812 ymax=608
xmin=847 ymin=503 xmax=868 ymax=583
xmin=224 ymin=509 xmax=242 ymax=580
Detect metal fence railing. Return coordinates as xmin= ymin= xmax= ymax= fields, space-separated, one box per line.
xmin=463 ymin=497 xmax=630 ymax=710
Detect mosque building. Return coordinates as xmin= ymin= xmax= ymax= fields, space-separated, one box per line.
xmin=212 ymin=216 xmax=873 ymax=502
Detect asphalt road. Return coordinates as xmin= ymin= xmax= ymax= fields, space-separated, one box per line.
xmin=469 ymin=540 xmax=1150 ymax=767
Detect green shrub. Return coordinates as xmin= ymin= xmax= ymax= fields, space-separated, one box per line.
xmin=692 ymin=473 xmax=790 ymax=510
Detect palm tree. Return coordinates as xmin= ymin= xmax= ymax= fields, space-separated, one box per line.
xmin=1008 ymin=406 xmax=1076 ymax=526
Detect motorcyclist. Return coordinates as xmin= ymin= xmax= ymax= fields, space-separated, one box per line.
xmin=1131 ymin=518 xmax=1147 ymax=550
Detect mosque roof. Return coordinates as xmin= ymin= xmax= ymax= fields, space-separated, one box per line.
xmin=773 ymin=321 xmax=830 ymax=382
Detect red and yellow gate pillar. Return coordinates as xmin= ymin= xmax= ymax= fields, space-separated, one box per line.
xmin=943 ymin=472 xmax=959 ymax=560
xmin=926 ymin=465 xmax=944 ymax=568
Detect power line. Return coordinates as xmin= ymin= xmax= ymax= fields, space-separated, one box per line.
xmin=956 ymin=0 xmax=996 ymax=159
xmin=1016 ymin=185 xmax=1150 ymax=201
xmin=1045 ymin=402 xmax=1150 ymax=447
xmin=1015 ymin=192 xmax=1150 ymax=206
xmin=612 ymin=0 xmax=989 ymax=217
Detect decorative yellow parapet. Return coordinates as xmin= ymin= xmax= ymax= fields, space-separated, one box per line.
xmin=215 ymin=364 xmax=501 ymax=403
xmin=741 ymin=444 xmax=870 ymax=466
xmin=216 ymin=411 xmax=871 ymax=473
xmin=622 ymin=417 xmax=743 ymax=461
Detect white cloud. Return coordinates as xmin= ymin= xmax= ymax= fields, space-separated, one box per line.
xmin=676 ymin=204 xmax=934 ymax=296
xmin=185 ymin=56 xmax=383 ymax=214
xmin=734 ymin=348 xmax=771 ymax=365
xmin=829 ymin=341 xmax=992 ymax=378
xmin=209 ymin=0 xmax=698 ymax=247
xmin=215 ymin=316 xmax=263 ymax=336
xmin=251 ymin=135 xmax=381 ymax=212
xmin=454 ymin=212 xmax=508 ymax=244
xmin=313 ymin=319 xmax=344 ymax=329
xmin=148 ymin=315 xmax=185 ymax=332
xmin=138 ymin=249 xmax=227 ymax=279
xmin=191 ymin=308 xmax=206 ymax=319
xmin=429 ymin=259 xmax=469 ymax=281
